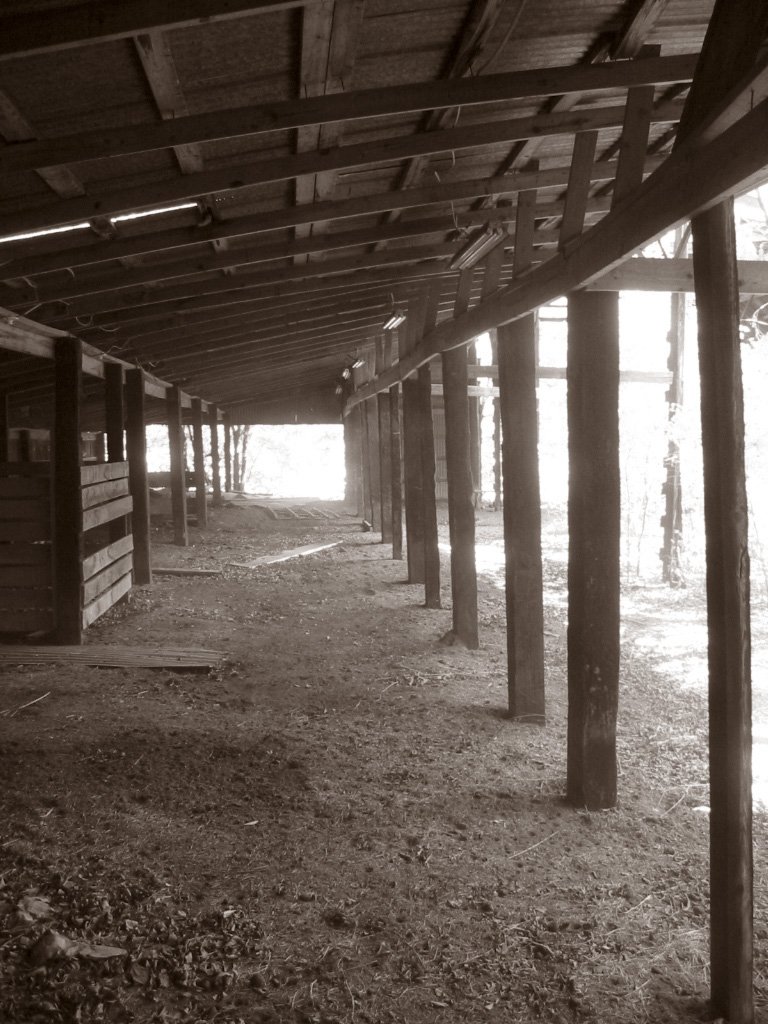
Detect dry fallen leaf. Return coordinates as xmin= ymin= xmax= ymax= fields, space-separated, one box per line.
xmin=28 ymin=930 xmax=78 ymax=966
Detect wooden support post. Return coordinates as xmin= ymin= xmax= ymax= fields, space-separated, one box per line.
xmin=389 ymin=384 xmax=403 ymax=559
xmin=223 ymin=414 xmax=232 ymax=493
xmin=490 ymin=330 xmax=501 ymax=511
xmin=343 ymin=407 xmax=356 ymax=507
xmin=54 ymin=337 xmax=84 ymax=645
xmin=418 ymin=360 xmax=441 ymax=608
xmin=441 ymin=268 xmax=478 ymax=646
xmin=467 ymin=343 xmax=482 ymax=507
xmin=209 ymin=407 xmax=223 ymax=507
xmin=126 ymin=369 xmax=152 ymax=585
xmin=376 ymin=337 xmax=393 ymax=543
xmin=191 ymin=397 xmax=208 ymax=528
xmin=693 ymin=199 xmax=753 ymax=1024
xmin=0 ymin=392 xmax=8 ymax=462
xmin=365 ymin=397 xmax=382 ymax=532
xmin=401 ymin=306 xmax=426 ymax=582
xmin=105 ymin=362 xmax=127 ymax=542
xmin=661 ymin=288 xmax=685 ymax=584
xmin=498 ymin=314 xmax=545 ymax=719
xmin=167 ymin=386 xmax=188 ymax=547
xmin=566 ymin=289 xmax=620 ymax=809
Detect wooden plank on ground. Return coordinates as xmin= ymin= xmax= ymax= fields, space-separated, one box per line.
xmin=82 ymin=534 xmax=134 ymax=581
xmin=81 ymin=571 xmax=132 ymax=628
xmin=81 ymin=476 xmax=130 ymax=510
xmin=80 ymin=461 xmax=129 ymax=486
xmin=153 ymin=567 xmax=221 ymax=577
xmin=0 ymin=644 xmax=226 ymax=669
xmin=228 ymin=541 xmax=341 ymax=568
xmin=83 ymin=552 xmax=134 ymax=605
xmin=82 ymin=494 xmax=133 ymax=532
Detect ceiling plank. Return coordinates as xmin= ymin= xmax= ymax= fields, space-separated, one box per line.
xmin=0 ymin=101 xmax=683 ymax=237
xmin=0 ymin=90 xmax=84 ymax=199
xmin=0 ymin=0 xmax=311 ymax=60
xmin=0 ymin=53 xmax=697 ymax=180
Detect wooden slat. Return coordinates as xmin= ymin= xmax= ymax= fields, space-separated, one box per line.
xmin=0 ymin=498 xmax=49 ymax=521
xmin=0 ymin=521 xmax=50 ymax=542
xmin=83 ymin=552 xmax=134 ymax=605
xmin=0 ymin=462 xmax=50 ymax=477
xmin=80 ymin=461 xmax=129 ymax=486
xmin=0 ymin=609 xmax=53 ymax=633
xmin=0 ymin=644 xmax=225 ymax=668
xmin=82 ymin=571 xmax=132 ymax=629
xmin=81 ymin=476 xmax=130 ymax=511
xmin=82 ymin=495 xmax=133 ymax=533
xmin=0 ymin=586 xmax=52 ymax=610
xmin=0 ymin=476 xmax=49 ymax=497
xmin=82 ymin=534 xmax=134 ymax=582
xmin=0 ymin=562 xmax=52 ymax=587
xmin=0 ymin=542 xmax=51 ymax=566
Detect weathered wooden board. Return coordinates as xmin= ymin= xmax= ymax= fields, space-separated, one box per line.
xmin=0 ymin=563 xmax=51 ymax=587
xmin=0 ymin=498 xmax=50 ymax=521
xmin=0 ymin=609 xmax=53 ymax=633
xmin=0 ymin=521 xmax=50 ymax=542
xmin=0 ymin=542 xmax=51 ymax=566
xmin=82 ymin=534 xmax=134 ymax=582
xmin=83 ymin=552 xmax=134 ymax=605
xmin=82 ymin=494 xmax=133 ymax=532
xmin=80 ymin=461 xmax=129 ymax=487
xmin=153 ymin=567 xmax=221 ymax=577
xmin=229 ymin=541 xmax=341 ymax=568
xmin=0 ymin=586 xmax=52 ymax=609
xmin=0 ymin=477 xmax=49 ymax=498
xmin=0 ymin=462 xmax=50 ymax=477
xmin=81 ymin=476 xmax=130 ymax=510
xmin=81 ymin=571 xmax=132 ymax=628
xmin=0 ymin=645 xmax=226 ymax=669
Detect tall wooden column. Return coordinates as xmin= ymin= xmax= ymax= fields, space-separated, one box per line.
xmin=490 ymin=330 xmax=502 ymax=510
xmin=566 ymin=290 xmax=620 ymax=810
xmin=365 ymin=397 xmax=381 ymax=532
xmin=468 ymin=340 xmax=482 ymax=506
xmin=191 ymin=398 xmax=208 ymax=528
xmin=54 ymin=337 xmax=84 ymax=645
xmin=223 ymin=414 xmax=232 ymax=493
xmin=0 ymin=391 xmax=9 ymax=462
xmin=441 ymin=269 xmax=478 ymax=646
xmin=376 ymin=338 xmax=393 ymax=543
xmin=418 ymin=361 xmax=441 ymax=608
xmin=389 ymin=384 xmax=403 ymax=560
xmin=167 ymin=386 xmax=188 ymax=547
xmin=693 ymin=200 xmax=753 ymax=1024
xmin=498 ymin=315 xmax=545 ymax=719
xmin=345 ymin=405 xmax=364 ymax=516
xmin=126 ymin=369 xmax=152 ymax=585
xmin=401 ymin=374 xmax=425 ymax=582
xmin=209 ymin=407 xmax=222 ymax=507
xmin=105 ymin=362 xmax=127 ymax=543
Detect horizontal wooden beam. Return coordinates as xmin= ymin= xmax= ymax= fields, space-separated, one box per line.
xmin=0 ymin=54 xmax=697 ymax=177
xmin=0 ymin=1 xmax=309 ymax=60
xmin=591 ymin=257 xmax=768 ymax=293
xmin=346 ymin=94 xmax=768 ymax=410
xmin=0 ymin=102 xmax=683 ymax=237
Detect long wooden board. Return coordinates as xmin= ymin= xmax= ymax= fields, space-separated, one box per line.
xmin=81 ymin=571 xmax=132 ymax=628
xmin=0 ymin=462 xmax=50 ymax=477
xmin=228 ymin=541 xmax=341 ymax=568
xmin=83 ymin=552 xmax=134 ymax=605
xmin=81 ymin=476 xmax=130 ymax=510
xmin=0 ymin=477 xmax=49 ymax=498
xmin=0 ymin=609 xmax=53 ymax=633
xmin=0 ymin=644 xmax=226 ymax=669
xmin=0 ymin=542 xmax=51 ymax=566
xmin=0 ymin=586 xmax=52 ymax=609
xmin=80 ymin=461 xmax=129 ymax=487
xmin=0 ymin=563 xmax=51 ymax=587
xmin=0 ymin=521 xmax=50 ymax=542
xmin=0 ymin=498 xmax=50 ymax=521
xmin=82 ymin=534 xmax=134 ymax=582
xmin=82 ymin=494 xmax=133 ymax=532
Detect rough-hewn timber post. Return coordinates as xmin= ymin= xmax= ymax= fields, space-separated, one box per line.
xmin=191 ymin=398 xmax=208 ymax=528
xmin=209 ymin=407 xmax=222 ymax=507
xmin=661 ymin=288 xmax=685 ymax=584
xmin=490 ymin=330 xmax=502 ymax=510
xmin=223 ymin=414 xmax=232 ymax=494
xmin=376 ymin=337 xmax=393 ymax=543
xmin=468 ymin=340 xmax=482 ymax=507
xmin=693 ymin=199 xmax=753 ymax=1024
xmin=365 ymin=397 xmax=382 ymax=533
xmin=0 ymin=392 xmax=9 ymax=462
xmin=441 ymin=268 xmax=478 ymax=646
xmin=401 ymin=307 xmax=426 ymax=582
xmin=54 ymin=337 xmax=84 ymax=645
xmin=167 ymin=386 xmax=188 ymax=547
xmin=105 ymin=362 xmax=127 ymax=543
xmin=126 ymin=369 xmax=152 ymax=585
xmin=418 ymin=361 xmax=441 ymax=608
xmin=389 ymin=384 xmax=403 ymax=560
xmin=566 ymin=289 xmax=620 ymax=809
xmin=498 ymin=315 xmax=545 ymax=720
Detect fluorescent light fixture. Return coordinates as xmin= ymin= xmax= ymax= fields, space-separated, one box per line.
xmin=110 ymin=201 xmax=198 ymax=224
xmin=0 ymin=221 xmax=91 ymax=245
xmin=383 ymin=311 xmax=406 ymax=331
xmin=351 ymin=358 xmax=365 ymax=369
xmin=449 ymin=224 xmax=506 ymax=271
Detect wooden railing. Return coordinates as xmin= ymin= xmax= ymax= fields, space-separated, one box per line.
xmin=0 ymin=462 xmax=53 ymax=633
xmin=80 ymin=461 xmax=133 ymax=629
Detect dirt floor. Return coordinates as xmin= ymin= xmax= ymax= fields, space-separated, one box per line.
xmin=1 ymin=499 xmax=767 ymax=1024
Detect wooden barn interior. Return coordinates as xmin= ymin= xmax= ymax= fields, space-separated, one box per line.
xmin=0 ymin=0 xmax=766 ymax=1021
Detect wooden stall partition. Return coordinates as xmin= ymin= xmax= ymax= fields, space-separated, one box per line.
xmin=80 ymin=460 xmax=134 ymax=628
xmin=0 ymin=462 xmax=53 ymax=634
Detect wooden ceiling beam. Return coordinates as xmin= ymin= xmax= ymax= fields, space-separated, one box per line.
xmin=0 ymin=53 xmax=696 ymax=180
xmin=0 ymin=101 xmax=682 ymax=238
xmin=0 ymin=1 xmax=310 ymax=60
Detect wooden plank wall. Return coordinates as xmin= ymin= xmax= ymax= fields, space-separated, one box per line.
xmin=80 ymin=460 xmax=134 ymax=628
xmin=0 ymin=462 xmax=53 ymax=633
